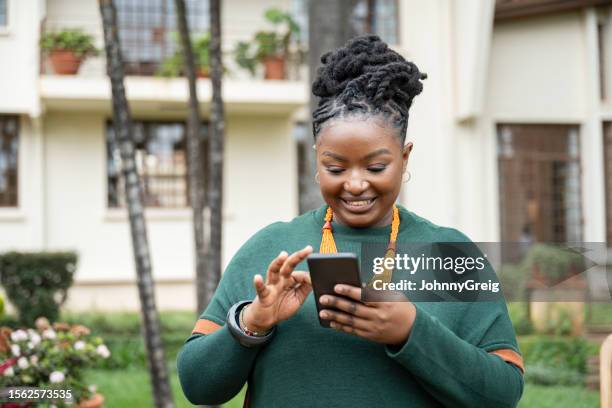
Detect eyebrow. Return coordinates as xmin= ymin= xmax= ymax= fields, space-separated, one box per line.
xmin=322 ymin=148 xmax=392 ymax=162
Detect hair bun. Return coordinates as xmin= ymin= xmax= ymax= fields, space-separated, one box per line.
xmin=312 ymin=35 xmax=425 ymax=111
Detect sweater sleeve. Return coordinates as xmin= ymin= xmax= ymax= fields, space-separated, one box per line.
xmin=385 ymin=301 xmax=524 ymax=408
xmin=177 ymin=328 xmax=259 ymax=405
xmin=176 ymin=269 xmax=259 ymax=405
xmin=177 ymin=223 xmax=285 ymax=405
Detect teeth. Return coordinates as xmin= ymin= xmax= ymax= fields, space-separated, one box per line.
xmin=346 ymin=199 xmax=372 ymax=206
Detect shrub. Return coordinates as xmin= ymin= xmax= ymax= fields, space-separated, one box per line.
xmin=60 ymin=311 xmax=195 ymax=369
xmin=0 ymin=320 xmax=110 ymax=405
xmin=524 ymin=363 xmax=584 ymax=386
xmin=519 ymin=335 xmax=588 ymax=373
xmin=0 ymin=252 xmax=77 ymax=325
xmin=524 ymin=244 xmax=585 ymax=283
xmin=498 ymin=264 xmax=528 ymax=301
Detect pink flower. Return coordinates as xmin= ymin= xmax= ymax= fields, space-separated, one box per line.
xmin=49 ymin=371 xmax=65 ymax=383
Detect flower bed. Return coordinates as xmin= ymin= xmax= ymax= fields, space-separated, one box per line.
xmin=0 ymin=317 xmax=110 ymax=406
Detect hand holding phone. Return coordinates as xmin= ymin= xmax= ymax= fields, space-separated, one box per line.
xmin=307 ymin=253 xmax=362 ymax=328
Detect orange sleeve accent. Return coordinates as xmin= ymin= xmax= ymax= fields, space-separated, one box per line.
xmin=192 ymin=319 xmax=222 ymax=335
xmin=489 ymin=348 xmax=525 ymax=374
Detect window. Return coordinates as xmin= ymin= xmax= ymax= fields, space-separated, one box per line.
xmin=115 ymin=0 xmax=209 ymax=75
xmin=497 ymin=124 xmax=582 ymax=244
xmin=0 ymin=115 xmax=19 ymax=207
xmin=291 ymin=0 xmax=399 ymax=46
xmin=604 ymin=122 xmax=612 ymax=244
xmin=0 ymin=0 xmax=7 ymax=27
xmin=106 ymin=120 xmax=207 ymax=208
xmin=352 ymin=0 xmax=399 ymax=45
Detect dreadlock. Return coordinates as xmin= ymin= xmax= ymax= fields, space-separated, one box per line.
xmin=311 ymin=35 xmax=426 ymax=143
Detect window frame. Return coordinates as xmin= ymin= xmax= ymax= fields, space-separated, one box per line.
xmin=114 ymin=0 xmax=210 ymax=76
xmin=0 ymin=0 xmax=11 ymax=35
xmin=604 ymin=122 xmax=612 ymax=244
xmin=105 ymin=119 xmax=208 ymax=210
xmin=351 ymin=0 xmax=400 ymax=46
xmin=0 ymin=114 xmax=19 ymax=209
xmin=496 ymin=123 xmax=584 ymax=244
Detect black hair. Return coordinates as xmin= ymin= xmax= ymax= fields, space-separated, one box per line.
xmin=311 ymin=35 xmax=426 ymax=143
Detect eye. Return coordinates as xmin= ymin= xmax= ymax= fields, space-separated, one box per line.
xmin=326 ymin=166 xmax=345 ymax=174
xmin=368 ymin=165 xmax=387 ymax=173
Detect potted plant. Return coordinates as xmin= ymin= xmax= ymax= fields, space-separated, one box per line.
xmin=0 ymin=318 xmax=110 ymax=407
xmin=157 ymin=33 xmax=211 ymax=78
xmin=524 ymin=244 xmax=586 ymax=287
xmin=40 ymin=29 xmax=99 ymax=75
xmin=522 ymin=244 xmax=588 ymax=335
xmin=234 ymin=8 xmax=300 ymax=80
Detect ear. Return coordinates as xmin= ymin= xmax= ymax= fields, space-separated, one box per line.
xmin=402 ymin=142 xmax=413 ymax=172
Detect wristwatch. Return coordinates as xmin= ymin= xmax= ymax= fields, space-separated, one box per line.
xmin=226 ymin=301 xmax=276 ymax=348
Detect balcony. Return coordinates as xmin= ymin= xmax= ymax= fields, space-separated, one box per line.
xmin=39 ymin=75 xmax=308 ymax=115
xmin=39 ymin=7 xmax=309 ymax=116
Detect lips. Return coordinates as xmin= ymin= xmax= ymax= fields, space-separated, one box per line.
xmin=340 ymin=197 xmax=376 ymax=213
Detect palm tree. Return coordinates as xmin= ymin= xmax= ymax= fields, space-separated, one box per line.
xmin=207 ymin=0 xmax=224 ymax=305
xmin=173 ymin=0 xmax=209 ymax=315
xmin=98 ymin=1 xmax=174 ymax=407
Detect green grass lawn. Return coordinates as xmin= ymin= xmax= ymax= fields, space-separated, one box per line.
xmin=519 ymin=384 xmax=599 ymax=408
xmin=86 ymin=364 xmax=598 ymax=407
xmin=57 ymin=309 xmax=605 ymax=407
xmin=87 ymin=365 xmax=246 ymax=408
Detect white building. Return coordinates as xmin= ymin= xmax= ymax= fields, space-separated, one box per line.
xmin=0 ymin=0 xmax=610 ymax=311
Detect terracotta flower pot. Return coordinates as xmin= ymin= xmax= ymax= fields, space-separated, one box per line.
xmin=76 ymin=393 xmax=104 ymax=408
xmin=263 ymin=56 xmax=285 ymax=80
xmin=48 ymin=50 xmax=83 ymax=75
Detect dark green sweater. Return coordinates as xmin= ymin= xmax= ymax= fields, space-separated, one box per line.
xmin=177 ymin=206 xmax=524 ymax=407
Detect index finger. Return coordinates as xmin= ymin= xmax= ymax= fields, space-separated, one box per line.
xmin=279 ymin=245 xmax=313 ymax=276
xmin=266 ymin=251 xmax=288 ymax=284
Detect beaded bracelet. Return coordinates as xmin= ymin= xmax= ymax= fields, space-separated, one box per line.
xmin=226 ymin=301 xmax=276 ymax=348
xmin=239 ymin=304 xmax=273 ymax=337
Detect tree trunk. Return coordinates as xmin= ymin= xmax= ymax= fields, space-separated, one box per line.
xmin=301 ymin=0 xmax=361 ymax=213
xmin=207 ymin=0 xmax=224 ymax=305
xmin=98 ymin=2 xmax=174 ymax=408
xmin=173 ymin=0 xmax=209 ymax=316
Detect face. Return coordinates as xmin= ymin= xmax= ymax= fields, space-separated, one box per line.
xmin=316 ymin=118 xmax=412 ymax=228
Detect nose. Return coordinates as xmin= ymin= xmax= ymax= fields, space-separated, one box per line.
xmin=344 ymin=172 xmax=369 ymax=195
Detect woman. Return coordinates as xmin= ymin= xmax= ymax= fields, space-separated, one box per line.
xmin=177 ymin=35 xmax=524 ymax=407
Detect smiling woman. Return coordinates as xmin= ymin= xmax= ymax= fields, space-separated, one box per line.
xmin=177 ymin=35 xmax=524 ymax=408
xmin=316 ymin=120 xmax=407 ymax=228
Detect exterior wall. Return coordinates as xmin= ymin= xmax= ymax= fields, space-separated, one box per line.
xmin=0 ymin=116 xmax=45 ymax=249
xmin=41 ymin=111 xmax=296 ymax=280
xmin=486 ymin=10 xmax=608 ymax=242
xmin=0 ymin=0 xmax=43 ymax=115
xmin=397 ymin=0 xmax=457 ymax=231
xmin=487 ymin=12 xmax=587 ymax=121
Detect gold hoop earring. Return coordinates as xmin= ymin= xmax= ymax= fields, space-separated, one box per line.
xmin=315 ymin=172 xmax=320 ymax=184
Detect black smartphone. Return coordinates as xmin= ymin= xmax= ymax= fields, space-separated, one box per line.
xmin=307 ymin=253 xmax=362 ymax=328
